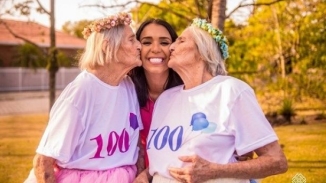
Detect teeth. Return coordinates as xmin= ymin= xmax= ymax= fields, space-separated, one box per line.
xmin=149 ymin=58 xmax=163 ymax=63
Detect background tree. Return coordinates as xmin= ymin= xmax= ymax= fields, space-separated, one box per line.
xmin=12 ymin=43 xmax=47 ymax=69
xmin=11 ymin=43 xmax=74 ymax=68
xmin=62 ymin=20 xmax=92 ymax=39
xmin=210 ymin=0 xmax=227 ymax=31
xmin=225 ymin=0 xmax=325 ymax=114
xmin=1 ymin=0 xmax=58 ymax=109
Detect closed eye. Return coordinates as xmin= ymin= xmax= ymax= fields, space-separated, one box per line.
xmin=141 ymin=41 xmax=151 ymax=45
xmin=161 ymin=41 xmax=171 ymax=46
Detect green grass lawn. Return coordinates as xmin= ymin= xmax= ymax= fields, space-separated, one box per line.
xmin=0 ymin=114 xmax=325 ymax=183
xmin=262 ymin=122 xmax=326 ymax=183
xmin=0 ymin=114 xmax=48 ymax=183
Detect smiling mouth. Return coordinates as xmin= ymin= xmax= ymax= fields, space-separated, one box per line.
xmin=149 ymin=58 xmax=163 ymax=64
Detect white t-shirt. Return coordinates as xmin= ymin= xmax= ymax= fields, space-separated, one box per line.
xmin=147 ymin=75 xmax=278 ymax=181
xmin=36 ymin=70 xmax=142 ymax=170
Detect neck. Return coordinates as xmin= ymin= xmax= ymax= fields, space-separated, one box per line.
xmin=177 ymin=65 xmax=213 ymax=90
xmin=89 ymin=63 xmax=132 ymax=86
xmin=145 ymin=71 xmax=169 ymax=101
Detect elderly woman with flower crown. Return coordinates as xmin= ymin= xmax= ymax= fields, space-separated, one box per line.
xmin=141 ymin=18 xmax=288 ymax=183
xmin=24 ymin=12 xmax=143 ymax=183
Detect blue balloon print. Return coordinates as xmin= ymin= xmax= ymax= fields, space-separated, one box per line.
xmin=201 ymin=122 xmax=217 ymax=133
xmin=191 ymin=112 xmax=207 ymax=126
xmin=129 ymin=113 xmax=139 ymax=130
xmin=192 ymin=118 xmax=209 ymax=131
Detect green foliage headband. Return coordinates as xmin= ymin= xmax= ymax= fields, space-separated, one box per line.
xmin=191 ymin=18 xmax=229 ymax=60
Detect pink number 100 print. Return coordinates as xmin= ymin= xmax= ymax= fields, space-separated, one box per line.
xmin=89 ymin=128 xmax=130 ymax=159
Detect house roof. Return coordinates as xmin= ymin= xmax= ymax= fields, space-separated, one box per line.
xmin=0 ymin=19 xmax=85 ymax=49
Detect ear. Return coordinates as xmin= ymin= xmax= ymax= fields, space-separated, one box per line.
xmin=102 ymin=40 xmax=108 ymax=54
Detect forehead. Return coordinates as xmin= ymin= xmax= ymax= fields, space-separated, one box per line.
xmin=140 ymin=23 xmax=171 ymax=39
xmin=123 ymin=26 xmax=134 ymax=37
xmin=179 ymin=28 xmax=192 ymax=38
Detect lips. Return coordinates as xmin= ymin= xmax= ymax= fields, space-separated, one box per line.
xmin=149 ymin=58 xmax=163 ymax=64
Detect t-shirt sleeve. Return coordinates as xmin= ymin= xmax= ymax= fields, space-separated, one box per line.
xmin=229 ymin=88 xmax=278 ymax=156
xmin=36 ymin=99 xmax=84 ymax=163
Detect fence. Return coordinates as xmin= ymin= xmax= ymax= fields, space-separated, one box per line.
xmin=0 ymin=67 xmax=81 ymax=92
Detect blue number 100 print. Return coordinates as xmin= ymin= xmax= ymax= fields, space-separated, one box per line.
xmin=147 ymin=126 xmax=183 ymax=151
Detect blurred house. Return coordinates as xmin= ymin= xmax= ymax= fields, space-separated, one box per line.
xmin=0 ymin=19 xmax=85 ymax=67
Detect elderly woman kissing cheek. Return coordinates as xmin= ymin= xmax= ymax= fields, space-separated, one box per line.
xmin=146 ymin=19 xmax=288 ymax=183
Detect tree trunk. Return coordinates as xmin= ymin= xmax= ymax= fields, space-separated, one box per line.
xmin=272 ymin=6 xmax=285 ymax=79
xmin=48 ymin=0 xmax=58 ymax=110
xmin=210 ymin=0 xmax=227 ymax=31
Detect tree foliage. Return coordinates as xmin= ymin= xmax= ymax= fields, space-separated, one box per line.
xmin=131 ymin=0 xmax=209 ymax=34
xmin=1 ymin=0 xmax=58 ymax=109
xmin=11 ymin=43 xmax=74 ymax=68
xmin=225 ymin=0 xmax=326 ymax=104
xmin=12 ymin=43 xmax=47 ymax=68
xmin=62 ymin=20 xmax=92 ymax=39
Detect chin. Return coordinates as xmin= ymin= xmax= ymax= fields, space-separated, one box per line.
xmin=136 ymin=60 xmax=142 ymax=67
xmin=167 ymin=62 xmax=173 ymax=68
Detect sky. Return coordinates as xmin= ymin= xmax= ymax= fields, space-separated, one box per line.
xmin=2 ymin=0 xmax=247 ymax=30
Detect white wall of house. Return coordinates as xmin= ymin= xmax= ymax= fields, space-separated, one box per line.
xmin=0 ymin=67 xmax=81 ymax=92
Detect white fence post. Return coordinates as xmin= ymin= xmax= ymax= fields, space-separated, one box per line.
xmin=0 ymin=67 xmax=80 ymax=92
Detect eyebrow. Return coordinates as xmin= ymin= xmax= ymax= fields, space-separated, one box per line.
xmin=140 ymin=36 xmax=172 ymax=41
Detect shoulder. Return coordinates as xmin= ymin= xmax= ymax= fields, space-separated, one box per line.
xmin=120 ymin=75 xmax=136 ymax=89
xmin=155 ymin=85 xmax=183 ymax=104
xmin=162 ymin=85 xmax=183 ymax=96
xmin=215 ymin=75 xmax=253 ymax=94
xmin=58 ymin=71 xmax=97 ymax=100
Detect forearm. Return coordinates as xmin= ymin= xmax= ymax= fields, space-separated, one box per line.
xmin=209 ymin=155 xmax=286 ymax=179
xmin=33 ymin=154 xmax=56 ymax=183
xmin=136 ymin=138 xmax=146 ymax=175
xmin=208 ymin=141 xmax=288 ymax=179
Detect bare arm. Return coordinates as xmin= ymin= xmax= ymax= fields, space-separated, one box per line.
xmin=136 ymin=137 xmax=145 ymax=176
xmin=133 ymin=168 xmax=152 ymax=183
xmin=169 ymin=141 xmax=288 ymax=182
xmin=209 ymin=141 xmax=288 ymax=179
xmin=33 ymin=154 xmax=56 ymax=183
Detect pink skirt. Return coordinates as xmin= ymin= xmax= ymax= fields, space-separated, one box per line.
xmin=24 ymin=165 xmax=136 ymax=183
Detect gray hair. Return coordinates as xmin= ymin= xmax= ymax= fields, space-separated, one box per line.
xmin=79 ymin=25 xmax=125 ymax=70
xmin=187 ymin=26 xmax=227 ymax=76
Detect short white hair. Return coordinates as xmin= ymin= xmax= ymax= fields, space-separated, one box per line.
xmin=187 ymin=26 xmax=227 ymax=76
xmin=79 ymin=25 xmax=125 ymax=70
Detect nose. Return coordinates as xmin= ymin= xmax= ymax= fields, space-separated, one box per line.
xmin=137 ymin=40 xmax=141 ymax=51
xmin=151 ymin=42 xmax=160 ymax=53
xmin=169 ymin=42 xmax=175 ymax=53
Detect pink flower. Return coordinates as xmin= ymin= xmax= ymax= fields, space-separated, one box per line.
xmin=96 ymin=25 xmax=101 ymax=30
xmin=81 ymin=13 xmax=132 ymax=39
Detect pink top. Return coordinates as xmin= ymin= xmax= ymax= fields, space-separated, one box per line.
xmin=140 ymin=98 xmax=155 ymax=168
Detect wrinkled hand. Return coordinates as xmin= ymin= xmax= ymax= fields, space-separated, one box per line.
xmin=168 ymin=155 xmax=213 ymax=183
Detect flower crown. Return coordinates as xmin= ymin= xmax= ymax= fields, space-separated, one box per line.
xmin=191 ymin=18 xmax=229 ymax=60
xmin=82 ymin=12 xmax=132 ymax=39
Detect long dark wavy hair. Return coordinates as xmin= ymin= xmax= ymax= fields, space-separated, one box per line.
xmin=129 ymin=19 xmax=183 ymax=107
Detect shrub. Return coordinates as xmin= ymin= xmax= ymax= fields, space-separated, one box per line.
xmin=279 ymin=98 xmax=296 ymax=123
